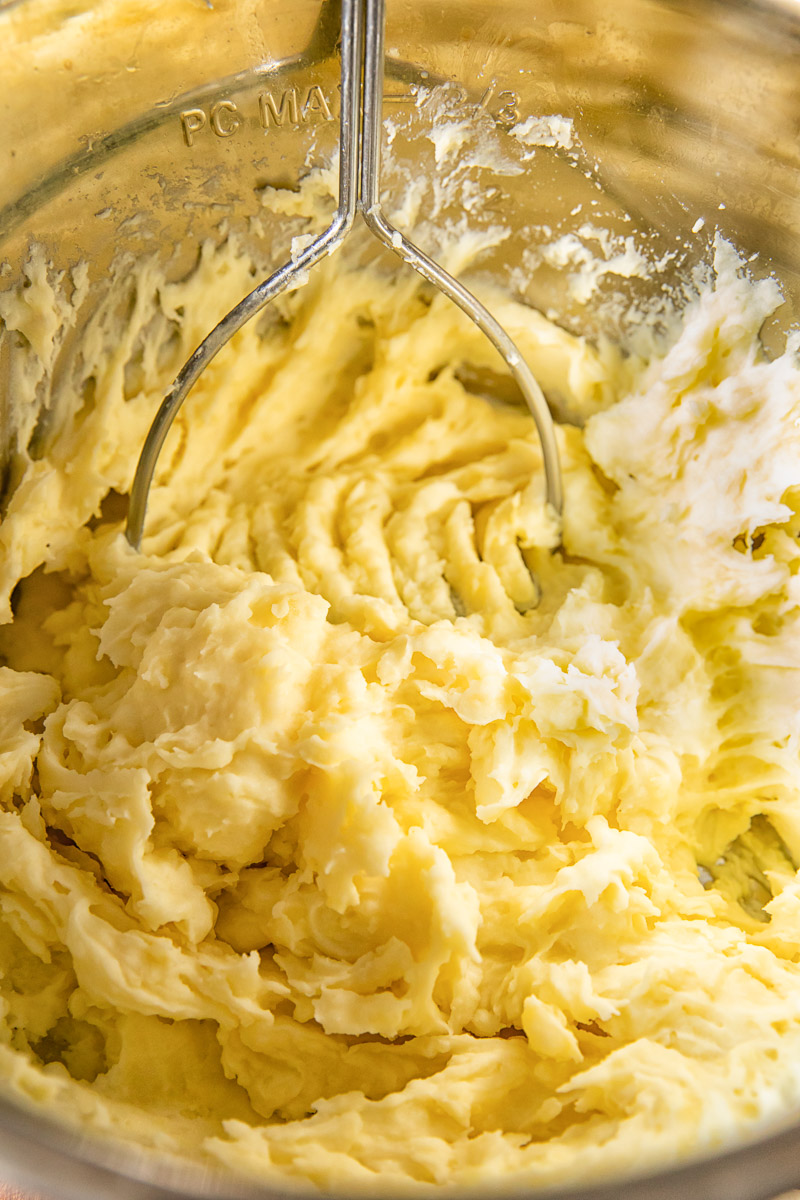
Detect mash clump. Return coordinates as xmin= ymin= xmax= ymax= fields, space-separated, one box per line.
xmin=1 ymin=237 xmax=800 ymax=1190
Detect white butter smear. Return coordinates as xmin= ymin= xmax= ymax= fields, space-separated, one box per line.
xmin=510 ymin=114 xmax=575 ymax=152
xmin=540 ymin=226 xmax=656 ymax=304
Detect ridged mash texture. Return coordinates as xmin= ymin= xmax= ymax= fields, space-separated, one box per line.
xmin=1 ymin=230 xmax=800 ymax=1189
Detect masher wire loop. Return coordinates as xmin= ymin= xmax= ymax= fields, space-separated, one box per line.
xmin=125 ymin=0 xmax=563 ymax=552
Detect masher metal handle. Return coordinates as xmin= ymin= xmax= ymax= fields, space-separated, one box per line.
xmin=125 ymin=0 xmax=562 ymax=552
xmin=359 ymin=0 xmax=562 ymax=519
xmin=125 ymin=0 xmax=363 ymax=550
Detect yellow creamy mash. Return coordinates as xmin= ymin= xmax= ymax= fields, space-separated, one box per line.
xmin=1 ymin=226 xmax=800 ymax=1191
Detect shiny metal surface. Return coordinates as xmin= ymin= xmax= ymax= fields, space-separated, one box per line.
xmin=1 ymin=0 xmax=800 ymax=1197
xmin=125 ymin=0 xmax=364 ymax=550
xmin=358 ymin=0 xmax=563 ymax=520
xmin=125 ymin=0 xmax=562 ymax=551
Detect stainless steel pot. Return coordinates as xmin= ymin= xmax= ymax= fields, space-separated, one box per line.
xmin=1 ymin=0 xmax=800 ymax=1196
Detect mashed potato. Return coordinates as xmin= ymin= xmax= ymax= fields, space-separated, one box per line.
xmin=1 ymin=222 xmax=800 ymax=1191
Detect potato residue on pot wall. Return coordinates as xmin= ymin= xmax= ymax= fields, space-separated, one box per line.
xmin=1 ymin=224 xmax=800 ymax=1190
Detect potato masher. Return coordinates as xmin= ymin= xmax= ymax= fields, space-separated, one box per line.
xmin=124 ymin=0 xmax=563 ymax=550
